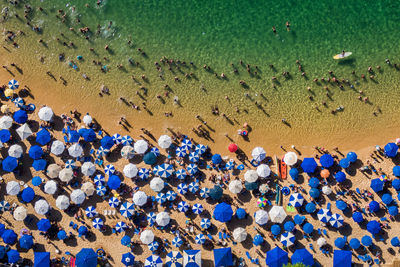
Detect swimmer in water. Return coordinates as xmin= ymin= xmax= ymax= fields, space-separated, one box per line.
xmin=286 ymin=21 xmax=290 ymax=31
xmin=272 ymin=26 xmax=276 ymax=34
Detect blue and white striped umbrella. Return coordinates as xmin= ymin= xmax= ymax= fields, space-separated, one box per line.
xmin=192 ymin=203 xmax=203 ymax=214
xmin=138 ymin=168 xmax=150 ymax=180
xmin=96 ymin=185 xmax=107 ymax=196
xmin=177 ymin=183 xmax=188 ymax=195
xmin=289 ymin=193 xmax=304 ymax=207
xmin=329 ymin=213 xmax=344 ymax=228
xmin=65 ymin=159 xmax=76 ymax=169
xmin=166 ymin=190 xmax=177 ymax=201
xmin=94 ymin=174 xmax=105 ymax=186
xmin=175 ymin=169 xmax=187 ymax=180
xmin=172 ymin=236 xmax=183 ymax=247
xmin=226 ymin=161 xmax=235 ymax=170
xmin=96 ymin=146 xmax=110 ymax=157
xmin=121 ymin=135 xmax=133 ymax=146
xmin=166 ymin=251 xmax=183 ymax=267
xmin=156 ymin=193 xmax=167 ymax=204
xmin=189 ymin=181 xmax=199 ymax=193
xmin=152 ymin=165 xmax=159 ymax=175
xmin=199 ymin=187 xmax=210 ymax=198
xmin=108 ymin=197 xmax=120 ymax=208
xmin=195 ymin=234 xmax=206 ymax=244
xmin=280 ymin=232 xmax=295 ymax=247
xmin=189 ymin=152 xmax=200 ymax=163
xmin=175 ymin=146 xmax=187 ymax=158
xmin=112 ymin=133 xmax=122 ymax=144
xmin=178 ymin=201 xmax=189 ymax=212
xmin=115 ymin=221 xmax=127 ymax=233
xmin=150 ymin=147 xmax=160 ymax=157
xmin=157 ymin=163 xmax=174 ymax=178
xmin=147 ymin=212 xmax=157 ymax=224
xmin=181 ymin=139 xmax=193 ymax=151
xmin=195 ymin=144 xmax=207 ymax=155
xmin=120 ymin=202 xmax=135 ymax=218
xmin=85 ymin=206 xmax=97 ymax=218
xmin=200 ymin=218 xmax=211 ymax=229
xmin=8 ymin=79 xmax=19 ymax=89
xmin=148 ymin=241 xmax=159 ymax=252
xmin=317 ymin=208 xmax=332 ymax=223
xmin=0 ymin=200 xmax=10 ymax=211
xmin=92 ymin=218 xmax=104 ymax=230
xmin=145 ymin=255 xmax=162 ymax=267
xmin=187 ymin=164 xmax=198 ymax=176
xmin=105 ymin=164 xmax=116 ymax=176
xmin=13 ymin=97 xmax=24 ymax=108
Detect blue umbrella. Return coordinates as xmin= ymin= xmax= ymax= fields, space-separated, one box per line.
xmin=200 ymin=218 xmax=211 ymax=229
xmin=29 ymin=145 xmax=43 ymax=159
xmin=172 ymin=236 xmax=183 ymax=248
xmin=143 ymin=152 xmax=157 ymax=165
xmin=138 ymin=168 xmax=151 ymax=180
xmin=175 ymin=169 xmax=187 ymax=180
xmin=65 ymin=159 xmax=75 ymax=170
xmin=68 ymin=130 xmax=80 ymax=143
xmin=94 ymin=174 xmax=105 ymax=186
xmin=13 ymin=97 xmax=24 ymax=108
xmin=292 ymin=249 xmax=314 ymax=266
xmin=157 ymin=163 xmax=173 ymax=178
xmin=147 ymin=212 xmax=157 ymax=225
xmin=0 ymin=129 xmax=10 ymax=143
xmin=335 ymin=171 xmax=346 ymax=183
xmin=96 ymin=185 xmax=106 ymax=196
xmin=391 ymin=237 xmax=400 ymax=247
xmin=107 ymin=175 xmax=121 ymax=190
xmin=189 ymin=181 xmax=199 ymax=193
xmin=76 ymin=248 xmax=97 ymax=267
xmin=0 ymin=202 xmax=9 ymax=212
xmin=2 ymin=229 xmax=17 ymax=244
xmin=32 ymin=176 xmax=42 ymax=186
xmin=369 ymin=201 xmax=380 ymax=212
xmin=145 ymin=255 xmax=163 ymax=267
xmin=177 ymin=201 xmax=189 ymax=212
xmin=121 ymin=235 xmax=131 ymax=246
xmin=8 ymin=79 xmax=19 ymax=89
xmin=7 ymin=250 xmax=19 ymax=264
xmin=81 ymin=128 xmax=96 ymax=142
xmin=253 ymin=234 xmax=264 ymax=246
xmin=101 ymin=136 xmax=114 ymax=149
xmin=21 ymin=187 xmax=35 ymax=202
xmin=122 ymin=135 xmax=133 ymax=146
xmin=57 ymin=230 xmax=67 ymax=240
xmin=92 ymin=218 xmax=104 ymax=230
xmin=148 ymin=241 xmax=159 ymax=251
xmin=236 ymin=208 xmax=246 ymax=219
xmin=0 ymin=224 xmax=5 ymax=236
xmin=393 ymin=167 xmax=400 ymax=178
xmin=334 ymin=237 xmax=346 ymax=249
xmin=289 ymin=193 xmax=304 ymax=207
xmin=266 ymin=246 xmax=288 ymax=267
xmin=301 ymin=158 xmax=317 ymax=173
xmin=195 ymin=144 xmax=207 ymax=155
xmin=32 ymin=159 xmax=47 ymax=171
xmin=165 ymin=190 xmax=177 ymax=201
xmin=78 ymin=226 xmax=88 ymax=237
xmin=370 ymin=178 xmax=384 ymax=192
xmin=187 ymin=163 xmax=198 ymax=176
xmin=339 ymin=158 xmax=350 ymax=169
xmin=289 ymin=168 xmax=299 ymax=180
xmin=156 ymin=193 xmax=166 ymax=204
xmin=177 ymin=183 xmax=188 ymax=195
xmin=209 ymin=185 xmax=223 ymax=200
xmin=166 ymin=251 xmax=183 ymax=267
xmin=19 ymin=234 xmax=33 ymax=249
xmin=284 ymin=221 xmax=295 ymax=232
xmin=361 ymin=235 xmax=373 ymax=246
xmin=112 ymin=133 xmax=122 ymax=144
xmin=309 ymin=177 xmax=319 ymax=188
xmin=336 ymin=200 xmax=347 ymax=211
xmin=294 ymin=214 xmax=305 ymax=225
xmin=13 ymin=110 xmax=27 ymax=124
xmin=389 ymin=206 xmax=398 ymax=216
xmin=352 ymin=212 xmax=363 ymax=223
xmin=303 ymin=223 xmax=313 ymax=234
xmin=213 ymin=202 xmax=233 ymax=222
xmin=199 ymin=187 xmax=210 ymax=198
xmin=37 ymin=219 xmax=51 ymax=232
xmin=120 ymin=202 xmax=134 ymax=218
xmin=213 ymin=248 xmax=233 ymax=267
xmin=2 ymin=156 xmax=17 ymax=172
xmin=330 ymin=213 xmax=344 ymax=228
xmin=175 ymin=146 xmax=187 ymax=158
xmin=189 ymin=152 xmax=200 ymax=163
xmin=349 ymin=238 xmax=361 ymax=249
xmin=225 ymin=161 xmax=235 ymax=170
xmin=195 ymin=234 xmax=206 ymax=244
xmin=105 ymin=164 xmax=116 ymax=175
xmin=382 ymin=193 xmax=393 ymax=204
xmin=180 ymin=139 xmax=192 ymax=151
xmin=347 ymin=152 xmax=357 ymax=163
xmin=121 ymin=252 xmax=135 ymax=266
xmin=317 ymin=208 xmax=332 ymax=223
xmin=36 ymin=129 xmax=51 ymax=145
xmin=85 ymin=206 xmax=97 ymax=218
xmin=309 ymin=188 xmax=320 ymax=198
xmin=212 ymin=154 xmax=222 ymax=164
xmin=320 ymin=154 xmax=334 ymax=168
xmin=108 ymin=197 xmax=120 ymax=208
xmin=34 ymin=252 xmax=50 ymax=267
xmin=367 ymin=220 xmax=381 ymax=235
xmin=305 ymin=202 xmax=316 ymax=213
xmin=192 ymin=203 xmax=203 ymax=214
xmin=392 ymin=179 xmax=400 ymax=190
xmin=271 ymin=225 xmax=281 ymax=235
xmin=96 ymin=146 xmax=109 ymax=157
xmin=384 ymin=142 xmax=398 ymax=157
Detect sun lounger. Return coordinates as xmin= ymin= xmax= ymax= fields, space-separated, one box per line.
xmin=323 ymin=229 xmax=327 ymax=236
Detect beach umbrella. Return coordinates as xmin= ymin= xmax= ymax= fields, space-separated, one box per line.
xmin=303 ymin=223 xmax=314 ymax=234
xmin=391 ymin=237 xmax=400 ymax=247
xmin=110 ymin=133 xmax=121 ymax=145
xmin=0 ymin=224 xmax=4 ymax=237
xmin=34 ymin=199 xmax=49 ymax=215
xmin=7 ymin=250 xmax=19 ymax=264
xmin=244 ymin=170 xmax=258 ymax=183
xmin=3 ymin=156 xmax=17 ymax=172
xmin=320 ymin=154 xmax=334 ymax=168
xmin=233 ymin=227 xmax=247 ymax=242
xmin=252 ymin=147 xmax=266 ymax=162
xmin=382 ymin=193 xmax=393 ymax=204
xmin=213 ymin=248 xmax=233 ymax=267
xmin=82 ymin=113 xmax=92 ymax=126
xmin=369 ymin=200 xmax=380 ymax=212
xmin=115 ymin=221 xmax=127 ymax=233
xmin=121 ymin=145 xmax=135 ymax=159
xmin=68 ymin=143 xmax=83 ymax=158
xmin=361 ymin=235 xmax=373 ymax=246
xmin=392 ymin=179 xmax=400 ymax=190
xmin=13 ymin=206 xmax=27 ymax=221
xmin=254 ymin=210 xmax=269 ymax=225
xmin=175 ymin=169 xmax=187 ymax=180
xmin=353 ymin=212 xmax=364 ymax=223
xmin=71 ymin=189 xmax=85 ymax=204
xmin=389 ymin=206 xmax=399 ymax=216
xmin=289 ymin=168 xmax=299 ymax=181
xmin=85 ymin=206 xmax=97 ymax=218
xmin=226 ymin=161 xmax=235 ymax=170
xmin=121 ymin=253 xmax=135 ymax=266
xmin=301 ymin=158 xmax=317 ymax=174
xmin=68 ymin=130 xmax=80 ymax=143
xmin=8 ymin=144 xmax=23 ymax=158
xmin=32 ymin=176 xmax=43 ymax=187
xmin=180 ymin=138 xmax=192 ymax=151
xmin=29 ymin=145 xmax=43 ymax=160
xmin=228 ymin=143 xmax=238 ymax=153
xmin=32 ymin=159 xmax=47 ymax=171
xmin=172 ymin=236 xmax=183 ymax=248
xmin=336 ymin=200 xmax=347 ymax=211
xmin=214 ymin=202 xmax=233 ymax=222
xmin=192 ymin=203 xmax=204 ymax=214
xmin=189 ymin=152 xmax=200 ymax=163
xmin=349 ymin=238 xmax=361 ymax=249
xmin=134 ymin=139 xmax=148 ymax=154
xmin=335 ymin=171 xmax=346 ymax=183
xmin=187 ymin=163 xmax=198 ymax=176
xmin=107 ymin=175 xmax=121 ymax=190
xmin=123 ymin=163 xmax=138 ymax=178
xmin=339 ymin=158 xmax=350 ymax=169
xmin=59 ymin=168 xmax=73 ymax=183
xmin=38 ymin=107 xmax=53 ymax=121
xmin=0 ymin=201 xmax=10 ymax=212
xmin=0 ymin=129 xmax=10 ymax=143
xmin=346 ymin=151 xmax=357 ymax=162
xmin=145 ymin=255 xmax=162 ymax=267
xmin=370 ymin=178 xmax=384 ymax=192
xmin=108 ymin=197 xmax=120 ymax=208
xmin=2 ymin=229 xmax=17 ymax=244
xmin=0 ymin=116 xmax=12 ymax=131
xmin=150 ymin=177 xmax=164 ymax=192
xmin=21 ymin=187 xmax=35 ymax=203
xmin=257 ymin=197 xmax=267 ymax=208
xmin=309 ymin=177 xmax=319 ymax=188
xmin=157 ymin=163 xmax=174 ymax=178
xmin=265 ymin=246 xmax=288 ymax=267
xmin=140 ymin=229 xmax=155 ymax=245
xmin=158 ymin=135 xmax=172 ymax=149
xmin=394 ymin=167 xmax=400 ymax=178
xmin=147 ymin=212 xmax=157 ymax=224
xmin=166 ymin=190 xmax=177 ymax=201
xmin=189 ymin=181 xmax=199 ymax=193
xmin=44 ymin=180 xmax=57 ymax=195
xmin=57 ymin=230 xmax=67 ymax=240
xmin=175 ymin=146 xmax=187 ymax=158
xmin=120 ymin=202 xmax=135 ymax=218
xmin=199 ymin=187 xmax=210 ymax=198
xmin=212 ymin=154 xmax=222 ymax=165
xmin=292 ymin=249 xmax=313 ymax=267
xmin=148 ymin=240 xmax=159 ymax=252
xmin=317 ymin=208 xmax=332 ymax=223
xmin=367 ymin=220 xmax=381 ymax=235
xmin=209 ymin=185 xmax=223 ymax=200
xmin=257 ymin=164 xmax=271 ymax=178
xmin=96 ymin=146 xmax=110 ymax=157
xmin=133 ymin=191 xmax=147 ymax=206
xmin=289 ymin=193 xmax=304 ymax=207
xmin=385 ymin=142 xmax=398 ymax=157
xmin=329 ymin=213 xmax=344 ymax=228
xmin=37 ymin=219 xmax=51 ymax=232
xmin=19 ymin=234 xmax=34 ymax=249
xmin=228 ymin=180 xmax=243 ymax=194
xmin=56 ymin=195 xmax=69 ymax=210
xmin=309 ymin=188 xmax=320 ymax=198
xmin=283 ymin=152 xmax=297 ymax=166
xmin=50 ymin=140 xmax=65 ymax=156
xmin=269 ymin=206 xmax=287 ymax=223
xmin=253 ymin=234 xmax=264 ymax=246
xmin=335 ymin=237 xmax=346 ymax=249
xmin=317 ymin=237 xmax=327 ymax=247
xmin=322 ymin=186 xmax=332 ymax=195
xmin=156 ymin=192 xmax=166 ymax=204
xmin=137 ymin=168 xmax=150 ymax=180
xmin=178 ymin=201 xmax=190 ymax=212
xmin=76 ymin=248 xmax=97 ymax=267
xmin=271 ymin=224 xmax=281 ymax=235
xmin=6 ymin=181 xmax=20 ymax=195
xmin=280 ymin=232 xmax=295 ymax=247
xmin=166 ymin=251 xmax=183 ymax=267
xmin=200 ymin=218 xmax=211 ymax=229
xmin=183 ymin=250 xmax=201 ymax=267
xmin=92 ymin=174 xmax=105 ymax=186
xmin=195 ymin=144 xmax=207 ymax=155
xmin=8 ymin=79 xmax=19 ymax=89
xmin=100 ymin=136 xmax=114 ymax=150
xmin=104 ymin=164 xmax=115 ymax=176
xmin=177 ymin=183 xmax=188 ymax=194
xmin=195 ymin=234 xmax=206 ymax=244
xmin=305 ymin=202 xmax=316 ymax=213
xmin=13 ymin=110 xmax=28 ymax=124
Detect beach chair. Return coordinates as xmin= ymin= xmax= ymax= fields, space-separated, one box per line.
xmin=207 ymin=234 xmax=213 ymax=240
xmin=69 ymin=221 xmax=74 ymax=227
xmin=73 ymin=224 xmax=78 ymax=230
xmin=327 ymin=203 xmax=331 ymax=210
xmin=317 ymin=228 xmax=321 ymax=235
xmin=219 ymin=232 xmax=223 ymax=240
xmin=112 ymin=210 xmax=116 ymax=216
xmin=245 ymin=252 xmax=252 ymax=260
xmin=323 ymin=229 xmax=327 ymax=236
xmin=63 ymin=136 xmax=68 ymax=143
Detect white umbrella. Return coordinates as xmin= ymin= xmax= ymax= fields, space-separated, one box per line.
xmin=133 ymin=191 xmax=147 ymax=206
xmin=140 ymin=229 xmax=154 ymax=244
xmin=34 ymin=199 xmax=50 ymax=215
xmin=81 ymin=182 xmax=95 ymax=196
xmin=269 ymin=206 xmax=287 ymax=223
xmin=0 ymin=116 xmax=13 ymax=129
xmin=68 ymin=143 xmax=83 ymax=158
xmin=50 ymin=140 xmax=65 ymax=156
xmin=13 ymin=206 xmax=27 ymax=221
xmin=156 ymin=212 xmax=170 ymax=226
xmin=254 ymin=210 xmax=269 ymax=225
xmin=283 ymin=152 xmax=298 ymax=166
xmin=317 ymin=237 xmax=327 ymax=247
xmin=83 ymin=114 xmax=92 ymax=125
xmin=123 ymin=163 xmax=138 ymax=178
xmin=322 ymin=186 xmax=332 ymax=195
xmin=6 ymin=181 xmax=20 ymax=195
xmin=150 ymin=177 xmax=164 ymax=192
xmin=56 ymin=195 xmax=70 ymax=210
xmin=8 ymin=144 xmax=23 ymax=158
xmin=47 ymin=164 xmax=61 ymax=178
xmin=38 ymin=106 xmax=54 ymax=121
xmin=229 ymin=180 xmax=243 ymax=194
xmin=81 ymin=162 xmax=96 ymax=176
xmin=158 ymin=135 xmax=172 ymax=149
xmin=16 ymin=123 xmax=32 ymax=140
xmin=121 ymin=145 xmax=135 ymax=159
xmin=134 ymin=139 xmax=148 ymax=154
xmin=257 ymin=164 xmax=271 ymax=178
xmin=244 ymin=170 xmax=258 ymax=183
xmin=233 ymin=227 xmax=247 ymax=242
xmin=252 ymin=147 xmax=266 ymax=162
xmin=44 ymin=180 xmax=57 ymax=195
xmin=70 ymin=189 xmax=85 ymax=204
xmin=59 ymin=168 xmax=73 ymax=183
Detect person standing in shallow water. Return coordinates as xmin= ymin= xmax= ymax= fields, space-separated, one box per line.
xmin=286 ymin=21 xmax=290 ymax=31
